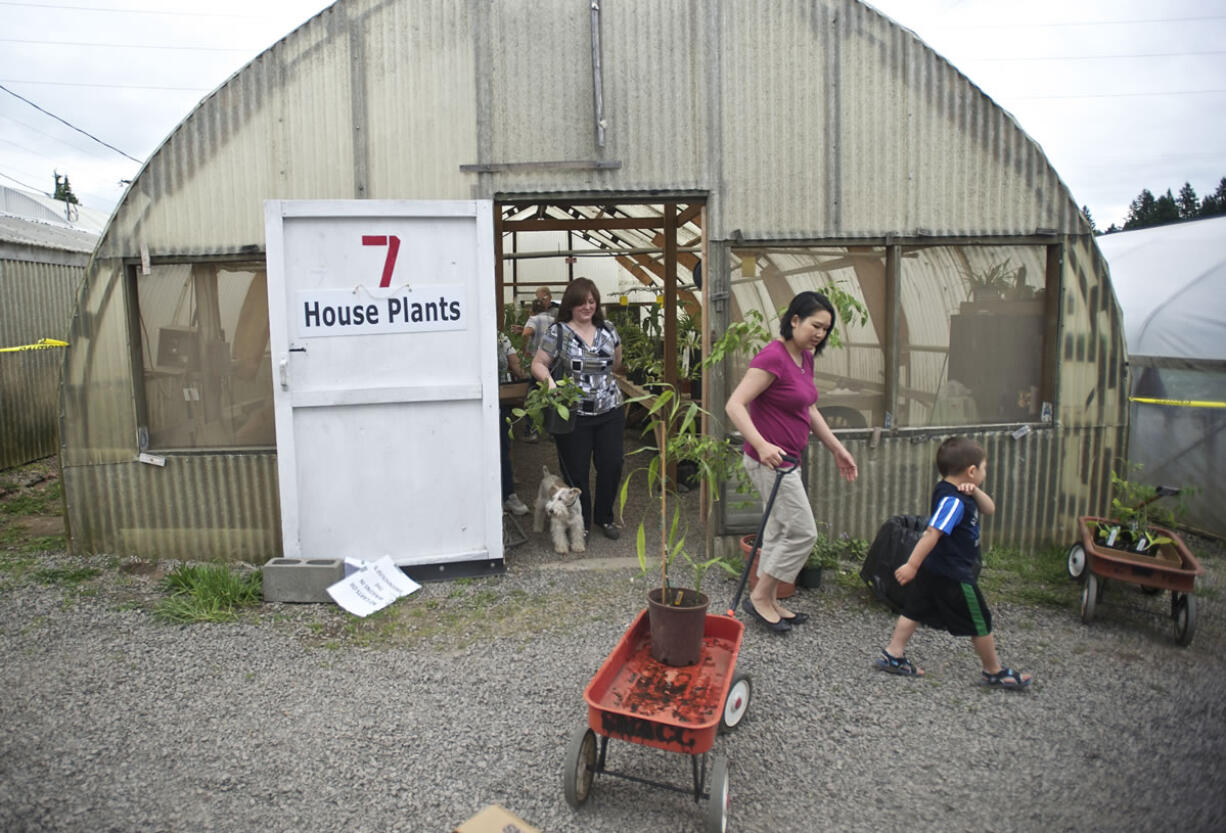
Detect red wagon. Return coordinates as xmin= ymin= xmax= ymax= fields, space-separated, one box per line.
xmin=562 ymin=455 xmax=800 ymax=832
xmin=563 ymin=608 xmax=749 ymax=832
xmin=1067 ymin=515 xmax=1204 ymax=646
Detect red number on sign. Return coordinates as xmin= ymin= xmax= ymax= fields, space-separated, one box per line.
xmin=361 ymin=235 xmax=401 ymax=288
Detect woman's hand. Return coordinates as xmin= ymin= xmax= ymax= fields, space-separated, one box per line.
xmin=834 ymin=447 xmax=858 ymax=482
xmin=753 ymin=442 xmax=789 ymax=470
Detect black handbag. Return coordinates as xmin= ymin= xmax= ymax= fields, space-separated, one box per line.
xmin=544 ymin=323 xmax=577 ymax=435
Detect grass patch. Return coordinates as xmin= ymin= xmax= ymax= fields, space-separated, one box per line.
xmin=978 ymin=545 xmax=1077 ymax=608
xmin=152 ymin=564 xmax=262 ymax=624
xmin=31 ymin=565 xmax=100 ymax=587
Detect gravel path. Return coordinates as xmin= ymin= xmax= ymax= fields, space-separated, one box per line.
xmin=2 ymin=437 xmax=1224 ymax=832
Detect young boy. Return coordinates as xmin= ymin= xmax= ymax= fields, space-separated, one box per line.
xmin=875 ymin=436 xmax=1032 ymax=689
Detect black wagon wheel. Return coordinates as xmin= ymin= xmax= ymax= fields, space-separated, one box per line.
xmin=1172 ymin=593 xmax=1197 ymax=647
xmin=719 ymin=671 xmax=752 ymax=734
xmin=562 ymin=725 xmax=597 ymax=808
xmin=1080 ymin=572 xmax=1099 ymax=624
xmin=703 ymin=754 xmax=729 ymax=833
xmin=1066 ymin=542 xmax=1087 ymax=580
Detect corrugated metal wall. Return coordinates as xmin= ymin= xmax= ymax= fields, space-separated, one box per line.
xmin=61 ymin=0 xmax=1121 ymax=558
xmin=0 ymin=258 xmax=82 ymax=469
xmin=62 ymin=454 xmax=280 ymax=562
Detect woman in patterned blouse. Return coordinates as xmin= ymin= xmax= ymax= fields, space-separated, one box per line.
xmin=530 ymin=277 xmax=625 ymax=540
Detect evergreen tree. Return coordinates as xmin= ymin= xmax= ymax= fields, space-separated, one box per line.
xmin=1177 ymin=182 xmax=1199 ymax=218
xmin=1154 ymin=189 xmax=1180 ymax=224
xmin=52 ymin=172 xmax=79 ymax=205
xmin=1080 ymin=204 xmax=1096 ymax=233
xmin=1124 ymin=189 xmax=1157 ymax=229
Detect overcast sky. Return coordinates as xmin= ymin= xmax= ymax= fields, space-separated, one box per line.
xmin=2 ymin=0 xmax=1223 ymax=230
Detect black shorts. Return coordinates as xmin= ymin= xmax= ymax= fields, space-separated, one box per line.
xmin=901 ymin=568 xmax=993 ymax=637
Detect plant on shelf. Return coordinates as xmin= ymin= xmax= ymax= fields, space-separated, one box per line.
xmin=960 ymin=259 xmax=1023 ymax=303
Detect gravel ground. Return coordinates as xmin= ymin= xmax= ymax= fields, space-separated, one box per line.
xmin=2 ymin=438 xmax=1225 ymax=833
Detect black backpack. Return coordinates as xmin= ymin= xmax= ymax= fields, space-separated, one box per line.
xmin=859 ymin=515 xmax=927 ymax=612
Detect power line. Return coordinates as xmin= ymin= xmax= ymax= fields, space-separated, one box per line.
xmin=0 ymin=83 xmax=142 ymax=163
xmin=1011 ymin=88 xmax=1226 ymax=101
xmin=0 ymin=169 xmax=45 ymax=192
xmin=0 ymin=78 xmax=208 ymax=92
xmin=942 ymin=15 xmax=1226 ymax=28
xmin=965 ymin=50 xmax=1226 ymax=62
xmin=0 ymin=37 xmax=255 ymax=52
xmin=0 ymin=1 xmax=276 ymax=18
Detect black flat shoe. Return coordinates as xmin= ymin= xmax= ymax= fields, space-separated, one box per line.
xmin=780 ymin=611 xmax=809 ymax=625
xmin=742 ymin=598 xmax=792 ymax=633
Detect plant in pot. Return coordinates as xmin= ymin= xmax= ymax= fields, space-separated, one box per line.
xmin=506 ymin=376 xmax=583 ymax=438
xmin=618 ymin=386 xmax=747 ymax=666
xmin=797 ymin=530 xmax=842 ymax=590
xmin=1091 ymin=466 xmax=1187 ymax=555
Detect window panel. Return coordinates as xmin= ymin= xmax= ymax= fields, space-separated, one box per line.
xmin=135 ymin=263 xmax=274 ymax=450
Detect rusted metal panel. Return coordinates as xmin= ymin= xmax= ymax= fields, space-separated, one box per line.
xmin=0 ymin=259 xmax=82 ymax=468
xmin=63 ymin=455 xmax=281 ymax=561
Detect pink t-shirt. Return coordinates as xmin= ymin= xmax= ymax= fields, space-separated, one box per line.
xmin=743 ymin=339 xmax=818 ymax=461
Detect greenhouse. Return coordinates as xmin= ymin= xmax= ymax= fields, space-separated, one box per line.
xmin=1097 ymin=216 xmax=1226 ymax=538
xmin=58 ymin=0 xmax=1125 ymax=562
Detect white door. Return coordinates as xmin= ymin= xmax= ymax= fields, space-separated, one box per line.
xmin=264 ymin=200 xmax=501 ymax=570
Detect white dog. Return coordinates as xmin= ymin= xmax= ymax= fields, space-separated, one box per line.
xmin=533 ymin=465 xmax=586 ymax=554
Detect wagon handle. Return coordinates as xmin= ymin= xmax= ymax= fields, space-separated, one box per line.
xmin=728 ymin=454 xmax=800 ymax=616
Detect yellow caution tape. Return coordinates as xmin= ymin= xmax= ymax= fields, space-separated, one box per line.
xmin=0 ymin=338 xmax=69 ymax=353
xmin=1130 ymin=396 xmax=1226 ymax=409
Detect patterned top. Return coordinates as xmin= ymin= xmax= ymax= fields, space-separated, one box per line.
xmin=539 ymin=321 xmax=623 ymax=416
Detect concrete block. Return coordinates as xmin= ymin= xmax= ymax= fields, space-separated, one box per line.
xmin=262 ymin=557 xmax=344 ymax=603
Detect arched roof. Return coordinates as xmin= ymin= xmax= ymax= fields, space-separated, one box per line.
xmin=94 ymin=0 xmax=1088 ymax=261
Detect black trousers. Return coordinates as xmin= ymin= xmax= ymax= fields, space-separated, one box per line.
xmin=554 ymin=407 xmax=625 ymax=528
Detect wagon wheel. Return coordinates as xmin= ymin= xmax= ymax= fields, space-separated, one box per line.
xmin=1080 ymin=573 xmax=1099 ymax=624
xmin=704 ymin=754 xmax=729 ymax=833
xmin=1066 ymin=543 xmax=1087 ymax=580
xmin=719 ymin=672 xmax=752 ymax=734
xmin=1172 ymin=593 xmax=1197 ymax=647
xmin=562 ymin=725 xmax=596 ymax=808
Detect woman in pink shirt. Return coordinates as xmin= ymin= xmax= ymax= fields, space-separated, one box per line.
xmin=725 ymin=292 xmax=859 ymax=633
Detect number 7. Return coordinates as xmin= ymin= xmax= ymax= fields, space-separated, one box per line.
xmin=361 ymin=235 xmax=401 ymax=288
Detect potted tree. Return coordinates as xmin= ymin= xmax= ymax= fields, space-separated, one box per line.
xmin=618 ymin=386 xmax=745 ymax=666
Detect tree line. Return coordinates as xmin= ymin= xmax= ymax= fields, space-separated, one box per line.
xmin=1083 ymin=176 xmax=1226 ymax=235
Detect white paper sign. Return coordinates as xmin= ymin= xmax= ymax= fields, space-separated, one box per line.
xmin=326 ymin=556 xmax=421 ymax=617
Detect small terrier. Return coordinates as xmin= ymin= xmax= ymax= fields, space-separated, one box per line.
xmin=533 ymin=465 xmax=585 ymax=554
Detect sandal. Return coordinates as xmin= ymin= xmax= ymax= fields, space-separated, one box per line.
xmin=982 ymin=666 xmax=1032 ymax=689
xmin=874 ymin=648 xmax=923 ymax=677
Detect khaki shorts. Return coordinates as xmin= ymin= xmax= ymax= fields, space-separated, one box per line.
xmin=743 ymin=454 xmax=818 ymax=583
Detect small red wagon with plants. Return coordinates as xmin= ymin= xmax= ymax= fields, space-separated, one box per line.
xmin=1066 ymin=481 xmax=1204 ymax=646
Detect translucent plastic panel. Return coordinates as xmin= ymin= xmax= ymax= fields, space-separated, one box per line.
xmin=899 ymin=245 xmax=1047 ymax=426
xmin=729 ymin=247 xmax=886 ymax=429
xmin=135 ymin=263 xmax=274 ymax=450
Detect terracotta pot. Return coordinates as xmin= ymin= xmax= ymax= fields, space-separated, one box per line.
xmin=646 ymin=587 xmax=709 ymax=666
xmin=738 ymin=534 xmax=795 ymax=599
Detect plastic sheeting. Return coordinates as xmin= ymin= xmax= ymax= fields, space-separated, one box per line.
xmin=1098 ymin=216 xmax=1226 ymax=538
xmin=1097 ymin=216 xmax=1226 ymax=362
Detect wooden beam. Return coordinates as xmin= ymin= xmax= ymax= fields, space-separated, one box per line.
xmin=502 ymin=216 xmax=666 ymax=232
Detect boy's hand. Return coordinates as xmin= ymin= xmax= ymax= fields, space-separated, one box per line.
xmin=956 ymin=482 xmax=977 ymax=495
xmin=895 ymin=562 xmax=917 ymax=585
